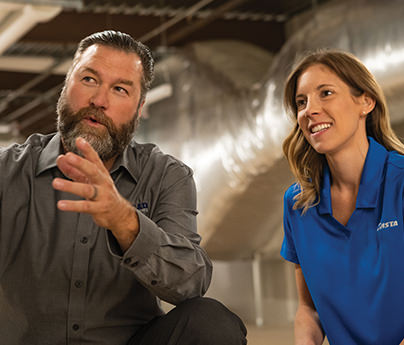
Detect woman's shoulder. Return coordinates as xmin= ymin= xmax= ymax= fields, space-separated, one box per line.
xmin=388 ymin=150 xmax=404 ymax=170
xmin=384 ymin=151 xmax=404 ymax=189
xmin=284 ymin=183 xmax=301 ymax=205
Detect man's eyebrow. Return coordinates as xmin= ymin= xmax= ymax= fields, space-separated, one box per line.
xmin=116 ymin=78 xmax=134 ymax=87
xmin=81 ymin=67 xmax=99 ymax=78
xmin=81 ymin=67 xmax=134 ymax=87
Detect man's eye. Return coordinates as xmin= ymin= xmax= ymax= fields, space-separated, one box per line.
xmin=82 ymin=76 xmax=95 ymax=83
xmin=115 ymin=86 xmax=128 ymax=95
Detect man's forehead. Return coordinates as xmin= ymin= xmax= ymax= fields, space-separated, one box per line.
xmin=76 ymin=44 xmax=143 ymax=72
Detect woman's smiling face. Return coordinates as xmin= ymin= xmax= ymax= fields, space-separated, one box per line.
xmin=295 ymin=63 xmax=372 ymax=156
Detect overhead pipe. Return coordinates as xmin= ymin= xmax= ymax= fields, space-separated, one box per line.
xmin=1 ymin=82 xmax=63 ymax=123
xmin=0 ymin=58 xmax=64 ymax=114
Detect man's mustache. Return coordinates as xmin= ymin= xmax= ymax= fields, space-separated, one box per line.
xmin=73 ymin=106 xmax=116 ymax=132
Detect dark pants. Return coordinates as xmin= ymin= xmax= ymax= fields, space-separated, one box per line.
xmin=127 ymin=297 xmax=247 ymax=345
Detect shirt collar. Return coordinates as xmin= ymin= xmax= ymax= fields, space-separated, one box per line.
xmin=36 ymin=133 xmax=139 ymax=183
xmin=318 ymin=137 xmax=389 ymax=214
xmin=36 ymin=132 xmax=63 ymax=176
xmin=110 ymin=140 xmax=139 ymax=183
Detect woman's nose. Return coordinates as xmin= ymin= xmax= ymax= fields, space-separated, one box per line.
xmin=304 ymin=97 xmax=320 ymax=117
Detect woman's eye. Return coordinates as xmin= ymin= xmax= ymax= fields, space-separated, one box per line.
xmin=321 ymin=90 xmax=333 ymax=97
xmin=296 ymin=99 xmax=306 ymax=109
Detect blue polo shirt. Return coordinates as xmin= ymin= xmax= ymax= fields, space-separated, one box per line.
xmin=281 ymin=137 xmax=404 ymax=345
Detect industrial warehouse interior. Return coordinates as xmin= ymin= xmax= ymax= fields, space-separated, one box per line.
xmin=1 ymin=0 xmax=404 ymax=343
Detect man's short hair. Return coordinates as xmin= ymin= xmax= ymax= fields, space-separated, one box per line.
xmin=70 ymin=30 xmax=154 ymax=102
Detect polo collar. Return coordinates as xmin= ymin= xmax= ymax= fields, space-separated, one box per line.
xmin=318 ymin=137 xmax=388 ymax=214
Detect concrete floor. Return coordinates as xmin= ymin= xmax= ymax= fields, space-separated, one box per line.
xmin=246 ymin=324 xmax=294 ymax=344
xmin=246 ymin=324 xmax=330 ymax=345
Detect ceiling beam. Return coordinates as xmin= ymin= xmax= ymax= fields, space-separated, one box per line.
xmin=0 ymin=0 xmax=83 ymax=9
xmin=166 ymin=0 xmax=250 ymax=45
xmin=0 ymin=3 xmax=62 ymax=55
xmin=138 ymin=0 xmax=216 ymax=43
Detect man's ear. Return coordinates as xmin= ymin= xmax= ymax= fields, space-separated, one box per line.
xmin=137 ymin=100 xmax=146 ymax=119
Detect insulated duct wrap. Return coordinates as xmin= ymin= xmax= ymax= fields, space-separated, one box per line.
xmin=138 ymin=0 xmax=404 ymax=260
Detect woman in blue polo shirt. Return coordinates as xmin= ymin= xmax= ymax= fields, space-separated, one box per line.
xmin=281 ymin=49 xmax=404 ymax=345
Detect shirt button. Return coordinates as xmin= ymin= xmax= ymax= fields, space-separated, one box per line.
xmin=74 ymin=280 xmax=83 ymax=288
xmin=80 ymin=237 xmax=88 ymax=244
xmin=151 ymin=280 xmax=157 ymax=286
xmin=72 ymin=324 xmax=80 ymax=331
xmin=124 ymin=258 xmax=131 ymax=264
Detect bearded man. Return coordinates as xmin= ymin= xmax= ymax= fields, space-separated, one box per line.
xmin=0 ymin=30 xmax=246 ymax=345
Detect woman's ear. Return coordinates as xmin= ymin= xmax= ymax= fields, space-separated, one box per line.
xmin=362 ymin=94 xmax=376 ymax=115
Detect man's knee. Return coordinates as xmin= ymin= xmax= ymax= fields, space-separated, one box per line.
xmin=171 ymin=297 xmax=247 ymax=344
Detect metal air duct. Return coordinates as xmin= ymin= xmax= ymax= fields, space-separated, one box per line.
xmin=136 ymin=0 xmax=404 ymax=259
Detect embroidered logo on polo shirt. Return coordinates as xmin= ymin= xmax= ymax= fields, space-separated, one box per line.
xmin=377 ymin=220 xmax=399 ymax=232
xmin=136 ymin=202 xmax=149 ymax=213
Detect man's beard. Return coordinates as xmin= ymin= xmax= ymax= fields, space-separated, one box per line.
xmin=56 ymin=89 xmax=139 ymax=162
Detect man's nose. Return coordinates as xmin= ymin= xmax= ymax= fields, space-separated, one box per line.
xmin=90 ymin=87 xmax=109 ymax=110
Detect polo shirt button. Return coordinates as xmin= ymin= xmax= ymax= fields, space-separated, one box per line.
xmin=124 ymin=258 xmax=131 ymax=264
xmin=72 ymin=324 xmax=80 ymax=331
xmin=151 ymin=280 xmax=157 ymax=286
xmin=80 ymin=237 xmax=88 ymax=244
xmin=74 ymin=280 xmax=83 ymax=288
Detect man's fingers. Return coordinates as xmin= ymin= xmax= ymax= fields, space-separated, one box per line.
xmin=56 ymin=199 xmax=98 ymax=213
xmin=56 ymin=137 xmax=109 ymax=184
xmin=53 ymin=177 xmax=96 ymax=200
xmin=56 ymin=152 xmax=102 ymax=184
xmin=75 ymin=137 xmax=105 ymax=168
xmin=56 ymin=154 xmax=89 ymax=182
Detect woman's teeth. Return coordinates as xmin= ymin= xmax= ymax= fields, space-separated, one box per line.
xmin=311 ymin=123 xmax=331 ymax=133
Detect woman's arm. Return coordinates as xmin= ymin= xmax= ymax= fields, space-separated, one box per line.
xmin=295 ymin=264 xmax=325 ymax=345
